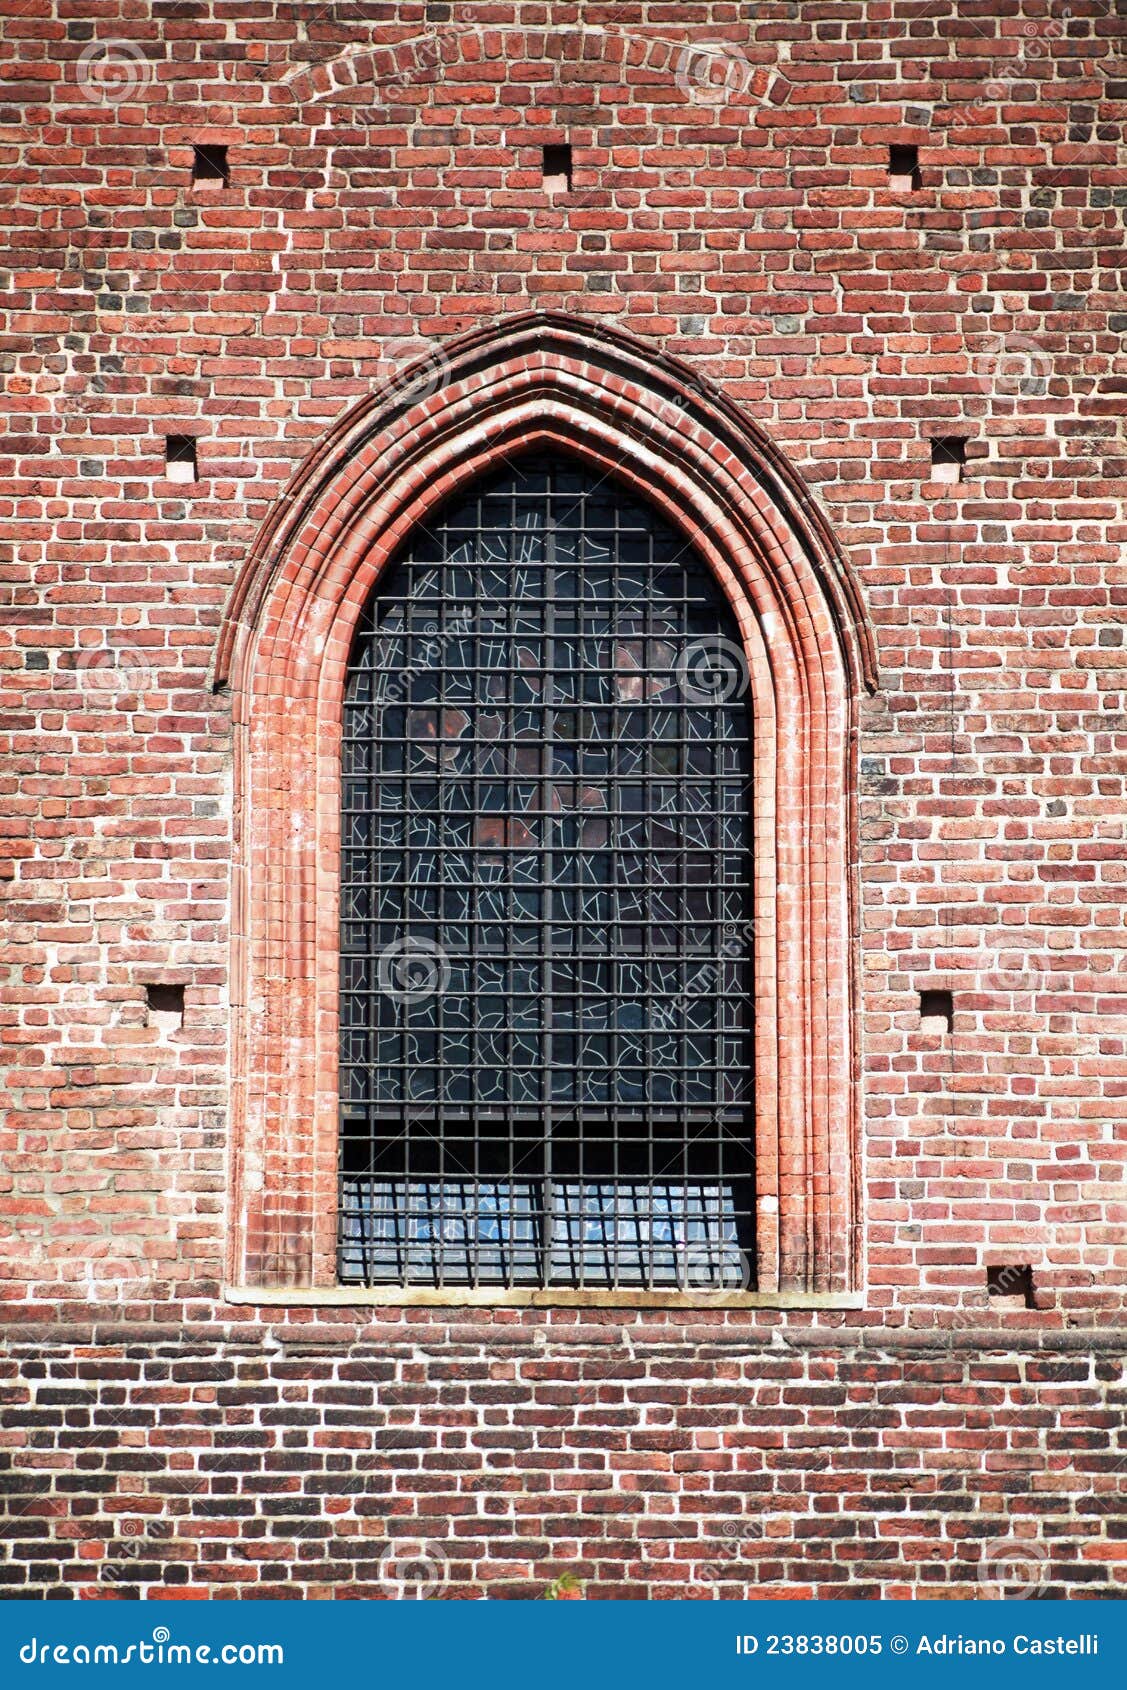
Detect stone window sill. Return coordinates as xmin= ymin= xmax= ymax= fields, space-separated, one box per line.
xmin=224 ymin=1284 xmax=866 ymax=1310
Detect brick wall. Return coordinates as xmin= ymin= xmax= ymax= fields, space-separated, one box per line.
xmin=1 ymin=0 xmax=1125 ymax=1596
xmin=1 ymin=1321 xmax=1125 ymax=1598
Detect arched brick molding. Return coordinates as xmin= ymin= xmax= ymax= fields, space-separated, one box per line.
xmin=219 ymin=312 xmax=876 ymax=1301
xmin=264 ymin=27 xmax=789 ymax=117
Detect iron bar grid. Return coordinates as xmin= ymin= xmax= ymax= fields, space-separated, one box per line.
xmin=338 ymin=452 xmax=755 ymax=1290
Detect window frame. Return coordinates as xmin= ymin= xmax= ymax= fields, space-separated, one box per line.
xmin=221 ymin=315 xmax=871 ymax=1309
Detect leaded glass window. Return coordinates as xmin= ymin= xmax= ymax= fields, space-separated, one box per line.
xmin=338 ymin=452 xmax=754 ymax=1290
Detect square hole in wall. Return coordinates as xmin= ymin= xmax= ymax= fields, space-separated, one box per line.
xmin=919 ymin=988 xmax=953 ymax=1032
xmin=542 ymin=143 xmax=573 ymax=193
xmin=888 ymin=143 xmax=921 ymax=191
xmin=145 ymin=983 xmax=185 ymax=1034
xmin=165 ymin=435 xmax=198 ymax=483
xmin=192 ymin=143 xmax=229 ymax=185
xmin=929 ymin=436 xmax=966 ymax=484
xmin=986 ymin=1263 xmax=1035 ymax=1308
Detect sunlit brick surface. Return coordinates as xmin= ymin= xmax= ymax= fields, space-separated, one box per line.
xmin=1 ymin=0 xmax=1124 ymax=1597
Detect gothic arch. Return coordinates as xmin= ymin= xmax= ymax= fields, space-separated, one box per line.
xmin=220 ymin=312 xmax=874 ymax=1302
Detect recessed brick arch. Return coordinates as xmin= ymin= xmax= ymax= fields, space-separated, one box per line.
xmin=263 ymin=25 xmax=784 ymax=117
xmin=219 ymin=312 xmax=876 ymax=1301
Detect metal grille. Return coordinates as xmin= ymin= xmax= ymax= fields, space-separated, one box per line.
xmin=338 ymin=452 xmax=755 ymax=1290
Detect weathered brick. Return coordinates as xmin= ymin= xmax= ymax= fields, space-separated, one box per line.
xmin=1 ymin=0 xmax=1125 ymax=1599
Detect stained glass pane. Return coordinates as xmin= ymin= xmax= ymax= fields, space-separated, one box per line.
xmin=338 ymin=453 xmax=755 ymax=1288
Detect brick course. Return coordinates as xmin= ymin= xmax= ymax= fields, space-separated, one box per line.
xmin=0 ymin=1322 xmax=1124 ymax=1598
xmin=1 ymin=0 xmax=1125 ymax=1596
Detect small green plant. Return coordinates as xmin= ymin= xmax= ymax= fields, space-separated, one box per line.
xmin=542 ymin=1571 xmax=585 ymax=1600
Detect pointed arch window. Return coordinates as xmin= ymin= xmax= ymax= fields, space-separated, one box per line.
xmin=224 ymin=315 xmax=866 ymax=1304
xmin=338 ymin=453 xmax=756 ymax=1290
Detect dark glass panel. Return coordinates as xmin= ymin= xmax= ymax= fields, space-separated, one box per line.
xmin=338 ymin=453 xmax=754 ymax=1288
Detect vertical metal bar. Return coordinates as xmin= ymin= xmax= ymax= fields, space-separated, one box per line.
xmin=540 ymin=460 xmax=556 ymax=1286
